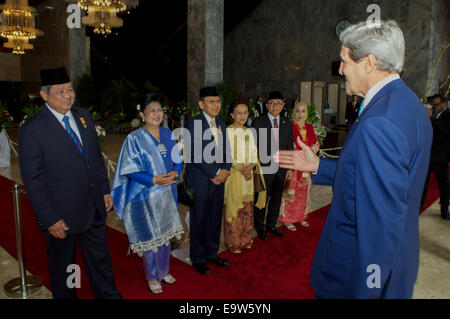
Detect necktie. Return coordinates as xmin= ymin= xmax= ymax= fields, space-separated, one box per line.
xmin=62 ymin=116 xmax=85 ymax=157
xmin=358 ymin=100 xmax=365 ymax=117
xmin=210 ymin=120 xmax=219 ymax=146
xmin=273 ymin=118 xmax=279 ymax=141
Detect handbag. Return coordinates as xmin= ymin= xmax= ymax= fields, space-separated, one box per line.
xmin=177 ymin=164 xmax=195 ymax=206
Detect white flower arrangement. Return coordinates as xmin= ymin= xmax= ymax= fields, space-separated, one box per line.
xmin=95 ymin=124 xmax=106 ymax=137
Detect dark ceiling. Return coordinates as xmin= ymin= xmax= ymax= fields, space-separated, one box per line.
xmin=20 ymin=0 xmax=263 ymax=101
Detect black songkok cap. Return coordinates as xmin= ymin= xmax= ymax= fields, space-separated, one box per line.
xmin=40 ymin=66 xmax=71 ymax=86
xmin=200 ymin=86 xmax=219 ymax=98
xmin=267 ymin=91 xmax=284 ymax=101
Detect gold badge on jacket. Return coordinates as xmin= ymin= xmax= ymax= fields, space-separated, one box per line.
xmin=80 ymin=117 xmax=87 ymax=128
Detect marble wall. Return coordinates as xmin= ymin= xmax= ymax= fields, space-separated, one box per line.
xmin=187 ymin=0 xmax=224 ymax=109
xmin=428 ymin=0 xmax=450 ymax=97
xmin=0 ymin=53 xmax=21 ymax=82
xmin=224 ymin=0 xmax=449 ymax=102
xmin=187 ymin=0 xmax=206 ymax=110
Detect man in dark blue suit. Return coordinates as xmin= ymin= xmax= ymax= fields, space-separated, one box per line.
xmin=18 ymin=67 xmax=121 ymax=299
xmin=184 ymin=87 xmax=233 ymax=275
xmin=276 ymin=20 xmax=432 ymax=298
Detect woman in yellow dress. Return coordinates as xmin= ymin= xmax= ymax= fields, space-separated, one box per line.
xmin=224 ymin=100 xmax=266 ymax=253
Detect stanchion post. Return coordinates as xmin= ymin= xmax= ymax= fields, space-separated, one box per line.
xmin=4 ymin=184 xmax=43 ymax=298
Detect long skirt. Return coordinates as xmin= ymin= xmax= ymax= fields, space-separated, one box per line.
xmin=279 ymin=171 xmax=311 ymax=224
xmin=223 ymin=202 xmax=254 ymax=252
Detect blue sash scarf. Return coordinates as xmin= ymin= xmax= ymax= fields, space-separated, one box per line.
xmin=111 ymin=128 xmax=183 ymax=256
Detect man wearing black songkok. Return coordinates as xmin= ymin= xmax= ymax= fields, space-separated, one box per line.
xmin=18 ymin=66 xmax=121 ymax=299
xmin=251 ymin=91 xmax=294 ymax=240
xmin=184 ymin=86 xmax=233 ymax=275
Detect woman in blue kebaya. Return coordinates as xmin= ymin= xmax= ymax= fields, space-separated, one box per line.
xmin=111 ymin=93 xmax=184 ymax=294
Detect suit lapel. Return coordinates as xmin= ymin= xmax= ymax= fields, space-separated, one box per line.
xmin=71 ymin=108 xmax=89 ymax=160
xmin=279 ymin=116 xmax=288 ymax=144
xmin=41 ymin=106 xmax=86 ymax=161
xmin=264 ymin=114 xmax=276 ymax=153
xmin=359 ymin=79 xmax=403 ymax=120
xmin=200 ymin=113 xmax=214 ymax=146
xmin=343 ymin=79 xmax=404 ymax=150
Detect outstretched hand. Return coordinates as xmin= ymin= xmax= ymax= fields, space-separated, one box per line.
xmin=274 ymin=137 xmax=320 ymax=172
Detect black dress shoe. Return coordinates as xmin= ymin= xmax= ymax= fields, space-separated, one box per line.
xmin=206 ymin=256 xmax=229 ymax=266
xmin=442 ymin=211 xmax=450 ymax=220
xmin=266 ymin=227 xmax=285 ymax=237
xmin=257 ymin=231 xmax=268 ymax=240
xmin=193 ymin=263 xmax=210 ymax=275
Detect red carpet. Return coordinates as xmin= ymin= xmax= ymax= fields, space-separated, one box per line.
xmin=0 ymin=170 xmax=444 ymax=299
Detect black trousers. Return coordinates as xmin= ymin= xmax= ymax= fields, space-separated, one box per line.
xmin=254 ymin=170 xmax=287 ymax=233
xmin=45 ymin=211 xmax=121 ymax=299
xmin=421 ymin=160 xmax=449 ymax=216
xmin=189 ymin=183 xmax=224 ymax=264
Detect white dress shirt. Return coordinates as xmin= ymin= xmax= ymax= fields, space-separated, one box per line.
xmin=202 ymin=111 xmax=215 ymax=128
xmin=46 ymin=103 xmax=83 ymax=145
xmin=202 ymin=112 xmax=221 ymax=176
xmin=267 ymin=113 xmax=280 ymax=128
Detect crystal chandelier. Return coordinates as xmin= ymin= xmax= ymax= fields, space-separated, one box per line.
xmin=77 ymin=0 xmax=139 ymax=35
xmin=0 ymin=0 xmax=43 ymax=54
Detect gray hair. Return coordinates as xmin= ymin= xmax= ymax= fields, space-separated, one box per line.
xmin=41 ymin=85 xmax=52 ymax=94
xmin=339 ymin=20 xmax=405 ymax=73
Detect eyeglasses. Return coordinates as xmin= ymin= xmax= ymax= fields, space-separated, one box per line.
xmin=204 ymin=99 xmax=222 ymax=104
xmin=267 ymin=102 xmax=284 ymax=106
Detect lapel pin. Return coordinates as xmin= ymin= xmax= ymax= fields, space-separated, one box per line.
xmin=80 ymin=117 xmax=87 ymax=128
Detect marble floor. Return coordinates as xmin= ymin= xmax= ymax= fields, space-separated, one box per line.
xmin=0 ymin=132 xmax=449 ymax=299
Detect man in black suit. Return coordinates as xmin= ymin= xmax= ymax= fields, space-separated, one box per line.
xmin=421 ymin=94 xmax=450 ymax=219
xmin=185 ymin=87 xmax=233 ymax=274
xmin=251 ymin=91 xmax=294 ymax=240
xmin=255 ymin=95 xmax=265 ymax=117
xmin=345 ymin=95 xmax=361 ymax=123
xmin=18 ymin=67 xmax=121 ymax=299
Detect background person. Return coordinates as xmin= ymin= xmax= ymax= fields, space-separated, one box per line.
xmin=279 ymin=102 xmax=319 ymax=231
xmin=420 ymin=94 xmax=450 ymax=219
xmin=345 ymin=95 xmax=361 ymax=124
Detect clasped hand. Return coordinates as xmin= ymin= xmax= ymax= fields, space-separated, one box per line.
xmin=240 ymin=164 xmax=255 ymax=181
xmin=154 ymin=170 xmax=178 ymax=187
xmin=211 ymin=169 xmax=230 ymax=185
xmin=48 ymin=219 xmax=69 ymax=239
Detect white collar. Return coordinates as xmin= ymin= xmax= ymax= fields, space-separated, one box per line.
xmin=46 ymin=103 xmax=73 ymax=121
xmin=361 ymin=73 xmax=400 ymax=112
xmin=202 ymin=112 xmax=215 ymax=126
xmin=267 ymin=113 xmax=279 ymax=122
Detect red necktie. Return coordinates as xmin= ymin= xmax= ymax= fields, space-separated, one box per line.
xmin=273 ymin=118 xmax=279 ymax=141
